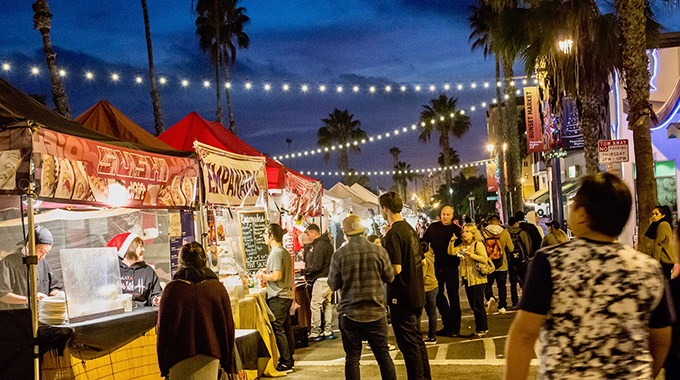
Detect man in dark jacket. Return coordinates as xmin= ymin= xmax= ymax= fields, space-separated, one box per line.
xmin=514 ymin=211 xmax=541 ymax=259
xmin=304 ymin=224 xmax=335 ymax=340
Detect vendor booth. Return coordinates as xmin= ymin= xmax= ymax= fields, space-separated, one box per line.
xmin=0 ymin=78 xmax=269 ymax=379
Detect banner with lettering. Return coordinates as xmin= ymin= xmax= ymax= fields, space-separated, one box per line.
xmin=194 ymin=142 xmax=267 ymax=207
xmin=32 ymin=127 xmax=198 ymax=208
xmin=0 ymin=128 xmax=32 ymax=195
xmin=485 ymin=161 xmax=499 ymax=192
xmin=283 ymin=171 xmax=323 ymax=217
xmin=524 ymin=86 xmax=544 ymax=153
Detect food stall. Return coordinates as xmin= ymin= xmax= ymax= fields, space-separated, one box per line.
xmin=0 ymin=78 xmax=271 ymax=379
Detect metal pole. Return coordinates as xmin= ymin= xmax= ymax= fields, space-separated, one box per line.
xmin=552 ymin=156 xmax=565 ymax=225
xmin=26 ymin=175 xmax=39 ymax=380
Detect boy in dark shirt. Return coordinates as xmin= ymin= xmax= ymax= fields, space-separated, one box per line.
xmin=379 ymin=192 xmax=430 ymax=380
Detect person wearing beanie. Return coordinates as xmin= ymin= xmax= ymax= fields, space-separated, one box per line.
xmin=108 ymin=232 xmax=162 ymax=307
xmin=0 ymin=225 xmax=63 ymax=310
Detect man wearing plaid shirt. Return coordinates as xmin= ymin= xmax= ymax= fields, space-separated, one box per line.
xmin=329 ymin=215 xmax=397 ymax=380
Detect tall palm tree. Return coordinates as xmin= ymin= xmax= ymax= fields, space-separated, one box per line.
xmin=389 ymin=147 xmax=402 ymax=166
xmin=419 ymin=94 xmax=471 ymax=205
xmin=141 ymin=0 xmax=165 ymax=135
xmin=195 ymin=0 xmax=224 ymax=125
xmin=32 ymin=0 xmax=70 ymax=118
xmin=438 ymin=148 xmax=461 ymax=168
xmin=469 ymin=0 xmax=509 ymax=220
xmin=220 ymin=3 xmax=249 ymax=135
xmin=392 ymin=161 xmax=414 ymax=201
xmin=317 ymin=109 xmax=368 ymax=175
xmin=614 ymin=0 xmax=665 ymax=248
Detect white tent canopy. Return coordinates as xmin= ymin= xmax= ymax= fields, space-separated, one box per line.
xmin=326 ymin=182 xmax=379 ymax=214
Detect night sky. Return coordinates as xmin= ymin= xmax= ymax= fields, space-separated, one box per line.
xmin=1 ymin=1 xmax=679 ymax=190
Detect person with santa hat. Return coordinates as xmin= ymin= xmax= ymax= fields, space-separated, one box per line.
xmin=107 ymin=232 xmax=162 ymax=307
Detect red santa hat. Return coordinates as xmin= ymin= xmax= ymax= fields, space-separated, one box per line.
xmin=107 ymin=232 xmax=139 ymax=258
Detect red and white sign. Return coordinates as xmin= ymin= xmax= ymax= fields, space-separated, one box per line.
xmin=524 ymin=86 xmax=544 ymax=153
xmin=598 ymin=139 xmax=629 ymax=163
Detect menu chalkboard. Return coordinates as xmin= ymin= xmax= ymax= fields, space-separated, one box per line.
xmin=238 ymin=210 xmax=269 ymax=274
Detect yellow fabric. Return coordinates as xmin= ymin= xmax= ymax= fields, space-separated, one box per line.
xmin=247 ymin=289 xmax=286 ymax=377
xmin=452 ymin=241 xmax=490 ymax=286
xmin=422 ymin=249 xmax=438 ymax=292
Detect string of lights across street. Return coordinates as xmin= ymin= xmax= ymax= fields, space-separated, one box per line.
xmin=296 ymin=158 xmax=495 ymax=177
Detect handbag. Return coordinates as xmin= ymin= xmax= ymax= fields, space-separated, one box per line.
xmin=473 ymin=242 xmax=495 ymax=275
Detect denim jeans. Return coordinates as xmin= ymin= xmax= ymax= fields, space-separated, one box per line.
xmin=485 ymin=270 xmax=508 ymax=309
xmin=267 ymin=296 xmax=295 ymax=366
xmin=390 ymin=306 xmax=431 ymax=380
xmin=419 ymin=287 xmax=438 ymax=339
xmin=464 ymin=281 xmax=488 ymax=332
xmin=310 ymin=278 xmax=333 ymax=335
xmin=339 ymin=315 xmax=396 ymax=380
xmin=508 ymin=261 xmax=527 ymax=307
xmin=435 ymin=266 xmax=461 ymax=333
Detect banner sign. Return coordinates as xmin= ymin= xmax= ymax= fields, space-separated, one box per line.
xmin=194 ymin=142 xmax=267 ymax=207
xmin=0 ymin=128 xmax=32 ymax=195
xmin=598 ymin=139 xmax=629 ymax=163
xmin=283 ymin=171 xmax=323 ymax=217
xmin=561 ymin=97 xmax=584 ymax=150
xmin=485 ymin=161 xmax=499 ymax=192
xmin=29 ymin=128 xmax=198 ymax=208
xmin=524 ymin=86 xmax=544 ymax=153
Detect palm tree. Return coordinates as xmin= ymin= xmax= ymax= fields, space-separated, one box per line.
xmin=195 ymin=0 xmax=224 ymax=125
xmin=389 ymin=147 xmax=402 ymax=166
xmin=220 ymin=3 xmax=249 ymax=135
xmin=392 ymin=161 xmax=414 ymax=201
xmin=469 ymin=0 xmax=508 ymax=220
xmin=32 ymin=0 xmax=70 ymax=118
xmin=317 ymin=109 xmax=368 ymax=175
xmin=418 ymin=94 xmax=471 ymax=205
xmin=438 ymin=148 xmax=461 ymax=168
xmin=141 ymin=0 xmax=165 ymax=135
xmin=614 ymin=0 xmax=664 ymax=249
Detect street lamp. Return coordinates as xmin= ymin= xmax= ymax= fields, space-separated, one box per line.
xmin=558 ymin=39 xmax=573 ymax=54
xmin=487 ymin=144 xmax=494 ymax=153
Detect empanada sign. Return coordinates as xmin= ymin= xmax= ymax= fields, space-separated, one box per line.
xmin=194 ymin=142 xmax=267 ymax=207
xmin=31 ymin=128 xmax=199 ymax=208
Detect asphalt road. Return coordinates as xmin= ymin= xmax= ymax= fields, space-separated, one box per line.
xmin=286 ymin=285 xmax=538 ymax=380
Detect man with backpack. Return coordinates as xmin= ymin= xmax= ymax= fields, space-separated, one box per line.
xmin=514 ymin=211 xmax=542 ymax=260
xmin=482 ymin=215 xmax=514 ymax=315
xmin=506 ymin=217 xmax=531 ymax=310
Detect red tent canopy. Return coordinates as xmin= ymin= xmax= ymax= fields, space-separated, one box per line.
xmin=158 ymin=112 xmax=319 ymax=189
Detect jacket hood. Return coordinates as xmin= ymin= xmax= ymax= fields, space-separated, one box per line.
xmin=484 ymin=224 xmax=504 ymax=236
xmin=526 ymin=211 xmax=538 ymax=225
xmin=507 ymin=226 xmax=522 ymax=234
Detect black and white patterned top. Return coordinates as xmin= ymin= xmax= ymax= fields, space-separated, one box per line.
xmin=518 ymin=238 xmax=675 ymax=379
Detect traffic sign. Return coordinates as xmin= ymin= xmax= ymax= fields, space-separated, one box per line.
xmin=487 ymin=196 xmax=498 ymax=201
xmin=598 ymin=139 xmax=629 ymax=163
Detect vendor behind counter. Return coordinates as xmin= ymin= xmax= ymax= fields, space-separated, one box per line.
xmin=107 ymin=233 xmax=162 ymax=307
xmin=0 ymin=225 xmax=62 ymax=310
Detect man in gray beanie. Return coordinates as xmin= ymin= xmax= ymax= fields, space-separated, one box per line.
xmin=0 ymin=225 xmax=62 ymax=309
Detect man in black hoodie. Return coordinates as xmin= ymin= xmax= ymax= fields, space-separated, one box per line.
xmin=514 ymin=211 xmax=541 ymax=259
xmin=304 ymin=224 xmax=335 ymax=341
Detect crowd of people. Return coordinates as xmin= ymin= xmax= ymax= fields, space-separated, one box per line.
xmin=1 ymin=172 xmax=679 ymax=379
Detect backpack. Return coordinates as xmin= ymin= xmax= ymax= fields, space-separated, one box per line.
xmin=508 ymin=230 xmax=527 ymax=264
xmin=482 ymin=230 xmax=503 ymax=268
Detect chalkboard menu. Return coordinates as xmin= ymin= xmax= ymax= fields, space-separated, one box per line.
xmin=238 ymin=210 xmax=269 ymax=274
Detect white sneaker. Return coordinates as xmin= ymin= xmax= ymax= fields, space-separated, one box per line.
xmin=486 ymin=297 xmax=498 ymax=315
xmin=308 ymin=331 xmax=321 ymax=339
xmin=498 ymin=307 xmax=506 ymax=315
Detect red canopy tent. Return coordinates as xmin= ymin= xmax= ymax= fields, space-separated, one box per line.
xmin=158 ymin=112 xmax=319 ymax=190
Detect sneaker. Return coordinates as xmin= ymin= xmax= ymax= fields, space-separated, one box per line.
xmin=435 ymin=328 xmax=453 ymax=337
xmin=323 ymin=331 xmax=336 ymax=340
xmin=486 ymin=297 xmax=498 ymax=315
xmin=276 ymin=363 xmax=294 ymax=373
xmin=475 ymin=330 xmax=488 ymax=337
xmin=308 ymin=331 xmax=321 ymax=340
xmin=423 ymin=337 xmax=437 ymax=344
xmin=498 ymin=307 xmax=507 ymax=315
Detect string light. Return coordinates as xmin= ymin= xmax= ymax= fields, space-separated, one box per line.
xmin=203 ymin=80 xmax=210 ymax=88
xmin=283 ymin=84 xmax=290 ymax=91
xmin=369 ymin=86 xmax=376 ymax=93
xmin=353 ymin=85 xmax=360 ymax=92
xmin=400 ymin=85 xmax=406 ymax=92
xmin=302 ymin=84 xmax=309 ymax=92
xmin=298 ymin=158 xmax=495 ymax=177
xmin=226 ymin=82 xmax=231 ymax=88
xmin=429 ymin=85 xmax=436 ymax=91
xmin=182 ymin=79 xmax=189 ymax=87
xmin=136 ymin=76 xmax=143 ymax=83
xmin=245 ymin=82 xmax=252 ymax=89
xmin=2 ymin=63 xmax=10 ymax=71
xmin=31 ymin=67 xmax=39 ymax=75
xmin=58 ymin=69 xmax=66 ymax=77
xmin=111 ymin=73 xmax=119 ymax=81
xmin=336 ymin=85 xmax=343 ymax=93
xmin=444 ymin=84 xmax=450 ymax=90
xmin=385 ymin=85 xmax=391 ymax=92
xmin=264 ymin=83 xmax=271 ymax=91
xmin=319 ymin=85 xmax=326 ymax=92
xmin=159 ymin=77 xmax=166 ymax=84
xmin=85 ymin=71 xmax=93 ymax=79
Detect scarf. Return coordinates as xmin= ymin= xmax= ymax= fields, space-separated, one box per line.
xmin=645 ymin=220 xmax=663 ymax=240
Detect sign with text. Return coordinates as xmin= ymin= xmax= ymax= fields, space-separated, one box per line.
xmin=561 ymin=97 xmax=584 ymax=150
xmin=485 ymin=161 xmax=499 ymax=192
xmin=238 ymin=210 xmax=270 ymax=274
xmin=195 ymin=142 xmax=267 ymax=207
xmin=31 ymin=128 xmax=198 ymax=208
xmin=524 ymin=86 xmax=544 ymax=153
xmin=598 ymin=139 xmax=629 ymax=163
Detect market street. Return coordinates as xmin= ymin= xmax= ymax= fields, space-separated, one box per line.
xmin=289 ymin=288 xmax=539 ymax=379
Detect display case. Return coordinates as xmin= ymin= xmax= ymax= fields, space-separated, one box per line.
xmin=60 ymin=247 xmax=125 ymax=322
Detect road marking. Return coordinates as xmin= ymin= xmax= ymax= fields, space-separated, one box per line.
xmin=483 ymin=338 xmax=495 ymax=360
xmin=294 ymin=359 xmax=541 ymax=367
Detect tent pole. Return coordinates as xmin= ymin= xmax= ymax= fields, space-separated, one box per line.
xmin=26 ymin=142 xmax=39 ymax=380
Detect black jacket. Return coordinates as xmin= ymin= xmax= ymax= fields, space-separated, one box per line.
xmin=119 ymin=259 xmax=162 ymax=307
xmin=304 ymin=233 xmax=334 ymax=282
xmin=519 ymin=222 xmax=542 ymax=257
